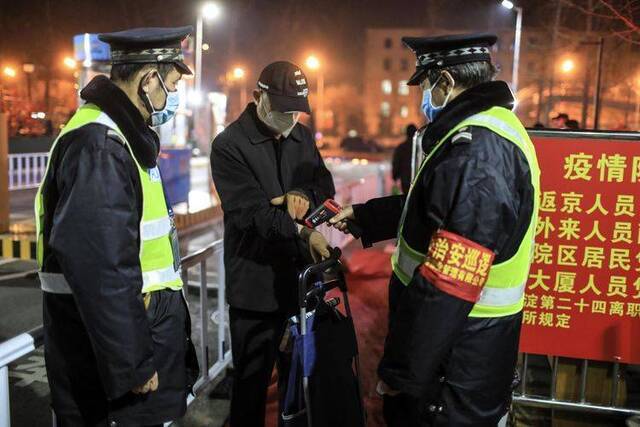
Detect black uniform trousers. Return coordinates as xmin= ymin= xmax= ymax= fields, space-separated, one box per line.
xmin=382 ymin=313 xmax=522 ymax=426
xmin=229 ymin=307 xmax=290 ymax=427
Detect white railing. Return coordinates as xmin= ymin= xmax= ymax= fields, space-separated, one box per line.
xmin=8 ymin=153 xmax=49 ymax=191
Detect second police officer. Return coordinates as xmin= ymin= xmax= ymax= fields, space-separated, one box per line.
xmin=331 ymin=33 xmax=540 ymax=426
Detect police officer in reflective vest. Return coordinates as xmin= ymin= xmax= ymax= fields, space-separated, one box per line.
xmin=331 ymin=33 xmax=540 ymax=426
xmin=36 ymin=27 xmax=198 ymax=426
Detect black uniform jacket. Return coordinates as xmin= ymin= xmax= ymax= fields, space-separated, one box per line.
xmin=353 ymin=82 xmax=534 ymax=411
xmin=40 ymin=76 xmax=198 ymax=426
xmin=210 ymin=103 xmax=335 ymax=313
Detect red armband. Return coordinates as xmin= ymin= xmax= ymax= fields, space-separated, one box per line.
xmin=419 ymin=230 xmax=495 ymax=303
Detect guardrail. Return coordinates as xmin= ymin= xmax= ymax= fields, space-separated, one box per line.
xmin=512 ymin=354 xmax=640 ymax=420
xmin=8 ymin=153 xmax=49 ymax=191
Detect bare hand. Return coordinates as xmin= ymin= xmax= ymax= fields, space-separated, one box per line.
xmin=270 ymin=191 xmax=310 ymax=220
xmin=328 ymin=205 xmax=355 ymax=234
xmin=376 ymin=379 xmax=400 ymax=397
xmin=132 ymin=371 xmax=159 ymax=394
xmin=308 ymin=231 xmax=331 ymax=262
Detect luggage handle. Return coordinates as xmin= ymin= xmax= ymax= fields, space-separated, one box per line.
xmin=298 ymin=247 xmax=342 ymax=309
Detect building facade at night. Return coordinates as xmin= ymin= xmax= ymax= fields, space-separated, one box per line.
xmin=363 ymin=27 xmax=515 ymax=138
xmin=363 ymin=27 xmax=640 ymax=136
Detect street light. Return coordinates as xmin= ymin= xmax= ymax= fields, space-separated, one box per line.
xmin=231 ymin=67 xmax=247 ymax=107
xmin=560 ymin=58 xmax=575 ymax=74
xmin=202 ymin=2 xmax=221 ymax=20
xmin=195 ymin=2 xmax=221 ymax=96
xmin=3 ymin=67 xmax=16 ymax=78
xmin=305 ymin=55 xmax=324 ymax=131
xmin=305 ymin=55 xmax=320 ymax=71
xmin=63 ymin=57 xmax=77 ymax=70
xmin=501 ymin=0 xmax=514 ymax=9
xmin=500 ymin=0 xmax=523 ymax=94
xmin=233 ymin=67 xmax=245 ymax=80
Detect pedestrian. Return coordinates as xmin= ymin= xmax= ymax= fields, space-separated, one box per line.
xmin=551 ymin=113 xmax=569 ymax=129
xmin=391 ymin=123 xmax=418 ymax=194
xmin=566 ymin=119 xmax=580 ymax=129
xmin=35 ymin=26 xmax=199 ymax=426
xmin=210 ymin=61 xmax=336 ymax=426
xmin=330 ymin=33 xmax=540 ymax=426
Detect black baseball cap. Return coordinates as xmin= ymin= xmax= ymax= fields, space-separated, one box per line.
xmin=257 ymin=61 xmax=311 ymax=114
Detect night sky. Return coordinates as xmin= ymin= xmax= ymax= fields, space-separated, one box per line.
xmin=0 ymin=0 xmax=591 ymax=91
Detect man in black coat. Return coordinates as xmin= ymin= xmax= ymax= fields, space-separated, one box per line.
xmin=37 ymin=27 xmax=198 ymax=426
xmin=210 ymin=61 xmax=335 ymax=426
xmin=331 ymin=34 xmax=539 ymax=426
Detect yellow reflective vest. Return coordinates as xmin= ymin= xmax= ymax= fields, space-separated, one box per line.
xmin=391 ymin=106 xmax=540 ymax=318
xmin=35 ymin=104 xmax=183 ymax=294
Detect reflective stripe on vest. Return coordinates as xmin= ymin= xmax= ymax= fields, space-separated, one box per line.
xmin=35 ymin=104 xmax=183 ymax=294
xmin=391 ymin=106 xmax=540 ymax=318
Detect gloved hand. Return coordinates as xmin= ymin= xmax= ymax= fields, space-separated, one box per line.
xmin=132 ymin=371 xmax=158 ymax=394
xmin=299 ymin=227 xmax=331 ymax=262
xmin=328 ymin=204 xmax=355 ymax=234
xmin=270 ymin=190 xmax=310 ymax=220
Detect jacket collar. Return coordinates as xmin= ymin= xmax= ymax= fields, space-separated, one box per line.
xmin=238 ymin=103 xmax=303 ymax=145
xmin=80 ymin=75 xmax=160 ymax=168
xmin=422 ymin=80 xmax=515 ymax=151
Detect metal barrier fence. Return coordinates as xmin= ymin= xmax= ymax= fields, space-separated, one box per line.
xmin=8 ymin=153 xmax=49 ymax=191
xmin=513 ymin=354 xmax=640 ymax=419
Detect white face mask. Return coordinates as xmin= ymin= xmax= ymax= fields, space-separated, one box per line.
xmin=256 ymin=92 xmax=299 ymax=137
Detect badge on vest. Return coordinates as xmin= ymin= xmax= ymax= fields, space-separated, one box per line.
xmin=419 ymin=230 xmax=495 ymax=303
xmin=148 ymin=167 xmax=161 ymax=182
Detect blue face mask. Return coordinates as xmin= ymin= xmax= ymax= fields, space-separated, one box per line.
xmin=421 ymin=75 xmax=453 ymax=123
xmin=146 ymin=72 xmax=180 ymax=127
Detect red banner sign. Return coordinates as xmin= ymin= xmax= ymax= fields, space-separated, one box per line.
xmin=519 ymin=133 xmax=640 ymax=364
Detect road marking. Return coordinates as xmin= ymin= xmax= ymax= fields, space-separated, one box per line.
xmin=0 ymin=269 xmax=39 ymax=282
xmin=9 ymin=353 xmax=48 ymax=387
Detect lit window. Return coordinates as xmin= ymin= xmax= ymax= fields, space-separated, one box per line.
xmin=398 ymin=80 xmax=409 ymax=96
xmin=381 ymin=79 xmax=392 ymax=94
xmin=400 ymin=105 xmax=409 ymax=118
xmin=381 ymin=102 xmax=391 ymax=117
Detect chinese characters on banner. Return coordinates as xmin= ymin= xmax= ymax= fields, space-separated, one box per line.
xmin=519 ymin=135 xmax=640 ymax=364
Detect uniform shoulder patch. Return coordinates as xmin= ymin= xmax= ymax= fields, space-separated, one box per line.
xmin=450 ymin=127 xmax=472 ymax=145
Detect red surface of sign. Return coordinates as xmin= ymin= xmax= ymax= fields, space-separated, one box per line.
xmin=519 ymin=134 xmax=640 ymax=363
